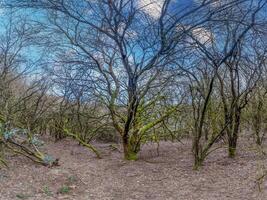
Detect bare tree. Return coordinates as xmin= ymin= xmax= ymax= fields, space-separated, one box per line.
xmin=214 ymin=1 xmax=267 ymax=157
xmin=0 ymin=11 xmax=58 ymax=167
xmin=170 ymin=0 xmax=266 ymax=169
xmin=5 ymin=0 xmax=228 ymax=160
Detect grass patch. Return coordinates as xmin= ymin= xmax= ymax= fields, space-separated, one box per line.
xmin=43 ymin=186 xmax=53 ymax=196
xmin=58 ymin=185 xmax=71 ymax=194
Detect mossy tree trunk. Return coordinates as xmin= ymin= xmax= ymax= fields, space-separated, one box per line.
xmin=122 ymin=136 xmax=138 ymax=161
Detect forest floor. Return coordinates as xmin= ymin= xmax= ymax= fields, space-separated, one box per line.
xmin=0 ymin=137 xmax=267 ymax=200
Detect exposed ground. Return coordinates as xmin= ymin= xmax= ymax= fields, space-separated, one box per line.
xmin=0 ymin=137 xmax=267 ymax=200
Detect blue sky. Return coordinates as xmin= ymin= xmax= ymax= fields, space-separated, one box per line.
xmin=0 ymin=0 xmax=266 ymax=68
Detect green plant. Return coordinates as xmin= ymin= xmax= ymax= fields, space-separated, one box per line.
xmin=43 ymin=186 xmax=53 ymax=196
xmin=58 ymin=185 xmax=70 ymax=194
xmin=67 ymin=175 xmax=78 ymax=184
xmin=16 ymin=193 xmax=31 ymax=199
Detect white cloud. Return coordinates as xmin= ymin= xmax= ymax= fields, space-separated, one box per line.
xmin=194 ymin=0 xmax=223 ymax=7
xmin=137 ymin=0 xmax=165 ymax=19
xmin=192 ymin=27 xmax=213 ymax=45
xmin=115 ymin=22 xmax=138 ymax=39
xmin=176 ymin=24 xmax=214 ymax=45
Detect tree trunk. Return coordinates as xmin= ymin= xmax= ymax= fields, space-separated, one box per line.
xmin=254 ymin=100 xmax=263 ymax=145
xmin=228 ymin=109 xmax=240 ymax=158
xmin=228 ymin=136 xmax=237 ymax=157
xmin=123 ymin=141 xmax=138 ymax=161
xmin=193 ymin=149 xmax=202 ymax=170
xmin=122 ymin=133 xmax=138 ymax=161
xmin=193 ymin=129 xmax=204 ymax=170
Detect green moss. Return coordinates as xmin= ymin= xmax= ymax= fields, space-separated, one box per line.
xmin=193 ymin=164 xmax=200 ymax=171
xmin=193 ymin=158 xmax=204 ymax=170
xmin=228 ymin=147 xmax=236 ymax=158
xmin=124 ymin=151 xmax=138 ymax=161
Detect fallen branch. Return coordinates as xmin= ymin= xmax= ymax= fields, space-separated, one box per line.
xmin=5 ymin=140 xmax=59 ymax=167
xmin=63 ymin=128 xmax=102 ymax=159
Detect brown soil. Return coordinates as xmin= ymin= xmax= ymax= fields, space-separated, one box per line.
xmin=0 ymin=138 xmax=266 ymax=200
